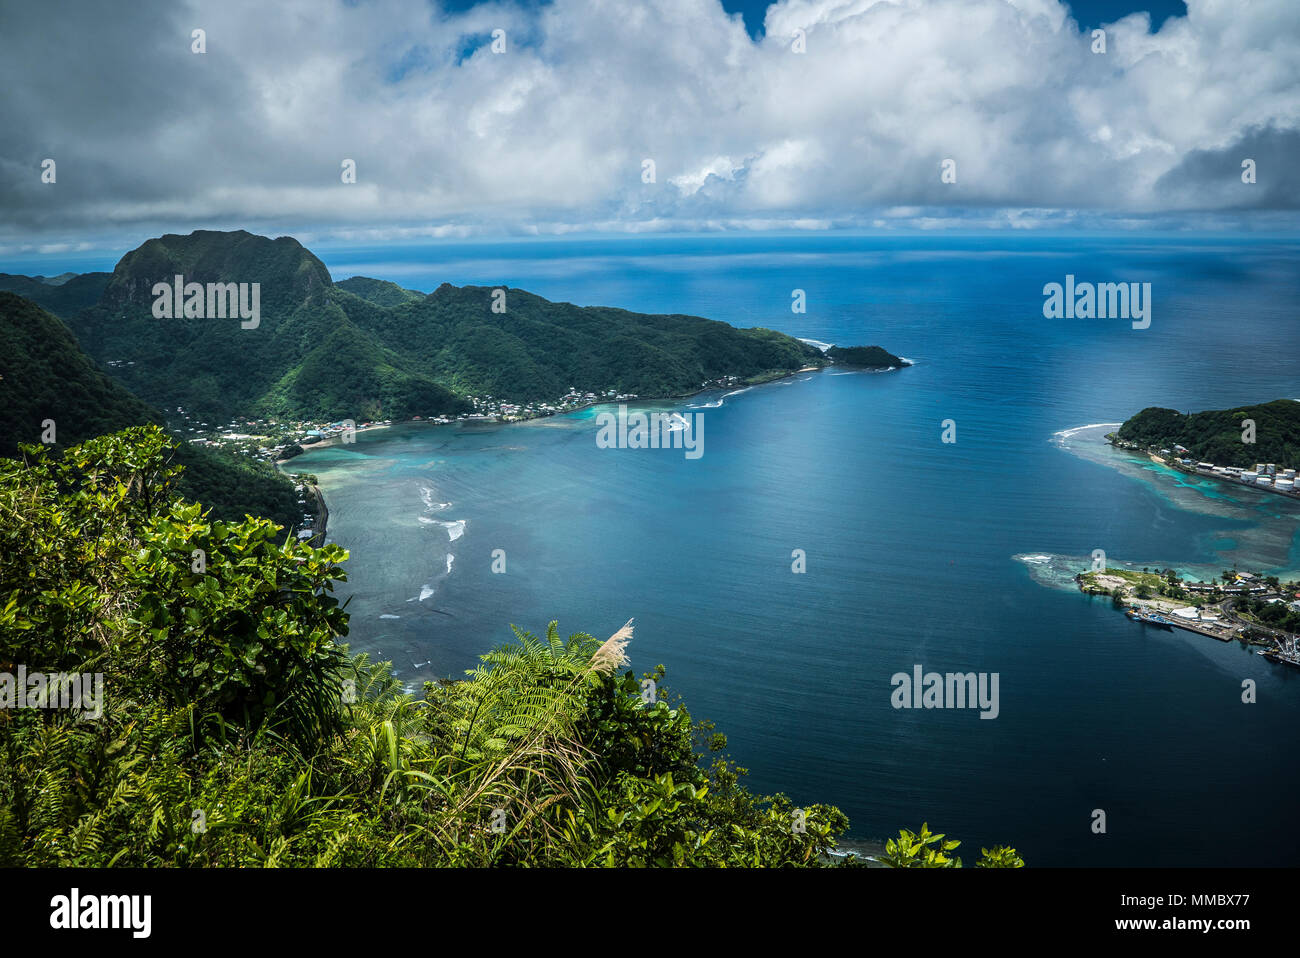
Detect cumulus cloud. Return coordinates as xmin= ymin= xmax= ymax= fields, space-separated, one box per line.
xmin=0 ymin=0 xmax=1297 ymax=249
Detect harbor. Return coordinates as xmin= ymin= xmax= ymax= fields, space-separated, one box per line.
xmin=1081 ymin=568 xmax=1300 ymax=664
xmin=1127 ymin=606 xmax=1233 ymax=642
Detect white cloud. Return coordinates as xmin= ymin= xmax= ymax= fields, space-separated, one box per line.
xmin=1 ymin=0 xmax=1297 ymax=246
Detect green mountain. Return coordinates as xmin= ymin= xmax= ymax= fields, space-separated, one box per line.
xmin=332 ymin=281 xmax=827 ymax=403
xmin=0 ymin=292 xmax=298 ymax=528
xmin=43 ymin=229 xmax=899 ymax=422
xmin=0 ymin=271 xmax=112 ymax=318
xmin=335 ymin=275 xmax=424 ymax=306
xmin=1114 ymin=400 xmax=1300 ymax=468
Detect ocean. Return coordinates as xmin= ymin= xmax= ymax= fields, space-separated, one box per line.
xmin=295 ymin=233 xmax=1300 ymax=866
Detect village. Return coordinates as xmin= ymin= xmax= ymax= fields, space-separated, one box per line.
xmin=163 ymin=384 xmax=651 ymax=464
xmin=166 ymin=373 xmax=756 ymax=465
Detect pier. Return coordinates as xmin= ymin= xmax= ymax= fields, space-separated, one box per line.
xmin=1161 ymin=617 xmax=1234 ymax=643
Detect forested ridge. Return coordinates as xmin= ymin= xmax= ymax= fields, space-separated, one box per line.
xmin=4 ymin=229 xmax=905 ymax=423
xmin=0 ymin=292 xmax=298 ymax=528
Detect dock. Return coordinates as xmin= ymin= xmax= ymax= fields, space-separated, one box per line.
xmin=1163 ymin=617 xmax=1234 ymax=643
xmin=1129 ymin=609 xmax=1234 ymax=642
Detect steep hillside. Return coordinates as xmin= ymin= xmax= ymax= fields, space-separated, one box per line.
xmin=334 ymin=282 xmax=826 ymax=403
xmin=0 ymin=292 xmax=298 ymax=527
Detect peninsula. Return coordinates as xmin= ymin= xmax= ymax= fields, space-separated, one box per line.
xmin=0 ymin=229 xmax=907 ymax=540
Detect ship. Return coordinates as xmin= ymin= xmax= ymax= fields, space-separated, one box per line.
xmin=1126 ymin=608 xmax=1174 ymax=630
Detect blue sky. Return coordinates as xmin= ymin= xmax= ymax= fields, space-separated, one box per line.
xmin=0 ymin=0 xmax=1294 ymax=258
xmin=722 ymin=0 xmax=1188 ymax=36
xmin=440 ymin=0 xmax=1190 ymax=37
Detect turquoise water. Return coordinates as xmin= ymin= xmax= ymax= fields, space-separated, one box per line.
xmin=298 ymin=234 xmax=1300 ymax=865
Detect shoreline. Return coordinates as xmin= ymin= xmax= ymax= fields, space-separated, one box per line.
xmin=285 ymin=357 xmax=909 ymax=452
xmin=281 ymin=362 xmax=869 ymax=452
xmin=1138 ymin=449 xmax=1300 ymax=504
xmin=295 ymin=421 xmax=393 ymax=452
xmin=1075 ymin=570 xmax=1300 ymax=666
xmin=1030 ymin=424 xmax=1300 ymax=666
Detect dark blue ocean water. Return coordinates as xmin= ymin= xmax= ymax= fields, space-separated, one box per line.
xmin=297 ymin=234 xmax=1300 ymax=866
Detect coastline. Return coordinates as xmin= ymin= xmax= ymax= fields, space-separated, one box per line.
xmin=1028 ymin=423 xmax=1300 ymax=666
xmin=284 ymin=357 xmax=909 ymax=452
xmin=1137 ymin=448 xmax=1300 ymax=505
xmin=307 ymin=483 xmax=328 ymax=547
xmin=295 ymin=421 xmax=393 ymax=452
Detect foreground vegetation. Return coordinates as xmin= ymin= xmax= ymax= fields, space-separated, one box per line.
xmin=0 ymin=427 xmax=1019 ymax=866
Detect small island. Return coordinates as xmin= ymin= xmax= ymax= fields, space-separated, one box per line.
xmin=826 ymin=345 xmax=908 ymax=368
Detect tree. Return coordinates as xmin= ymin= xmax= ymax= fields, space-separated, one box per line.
xmin=878 ymin=823 xmax=1024 ymax=868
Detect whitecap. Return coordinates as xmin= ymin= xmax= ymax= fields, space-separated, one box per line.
xmin=1053 ymin=422 xmax=1123 ymax=440
xmin=418 ymin=485 xmax=450 ymax=512
xmin=798 ymin=338 xmax=834 ymax=352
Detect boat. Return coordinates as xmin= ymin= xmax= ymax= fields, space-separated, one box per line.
xmin=1126 ymin=608 xmax=1174 ymax=630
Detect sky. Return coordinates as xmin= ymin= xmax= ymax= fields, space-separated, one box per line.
xmin=720 ymin=0 xmax=1188 ymax=36
xmin=1 ymin=0 xmax=1296 ymax=259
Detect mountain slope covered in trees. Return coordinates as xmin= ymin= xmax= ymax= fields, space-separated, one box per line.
xmin=33 ymin=230 xmax=899 ymax=422
xmin=0 ymin=292 xmax=298 ymax=528
xmin=1114 ymin=400 xmax=1300 ymax=467
xmin=0 ymin=271 xmax=112 ymax=319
